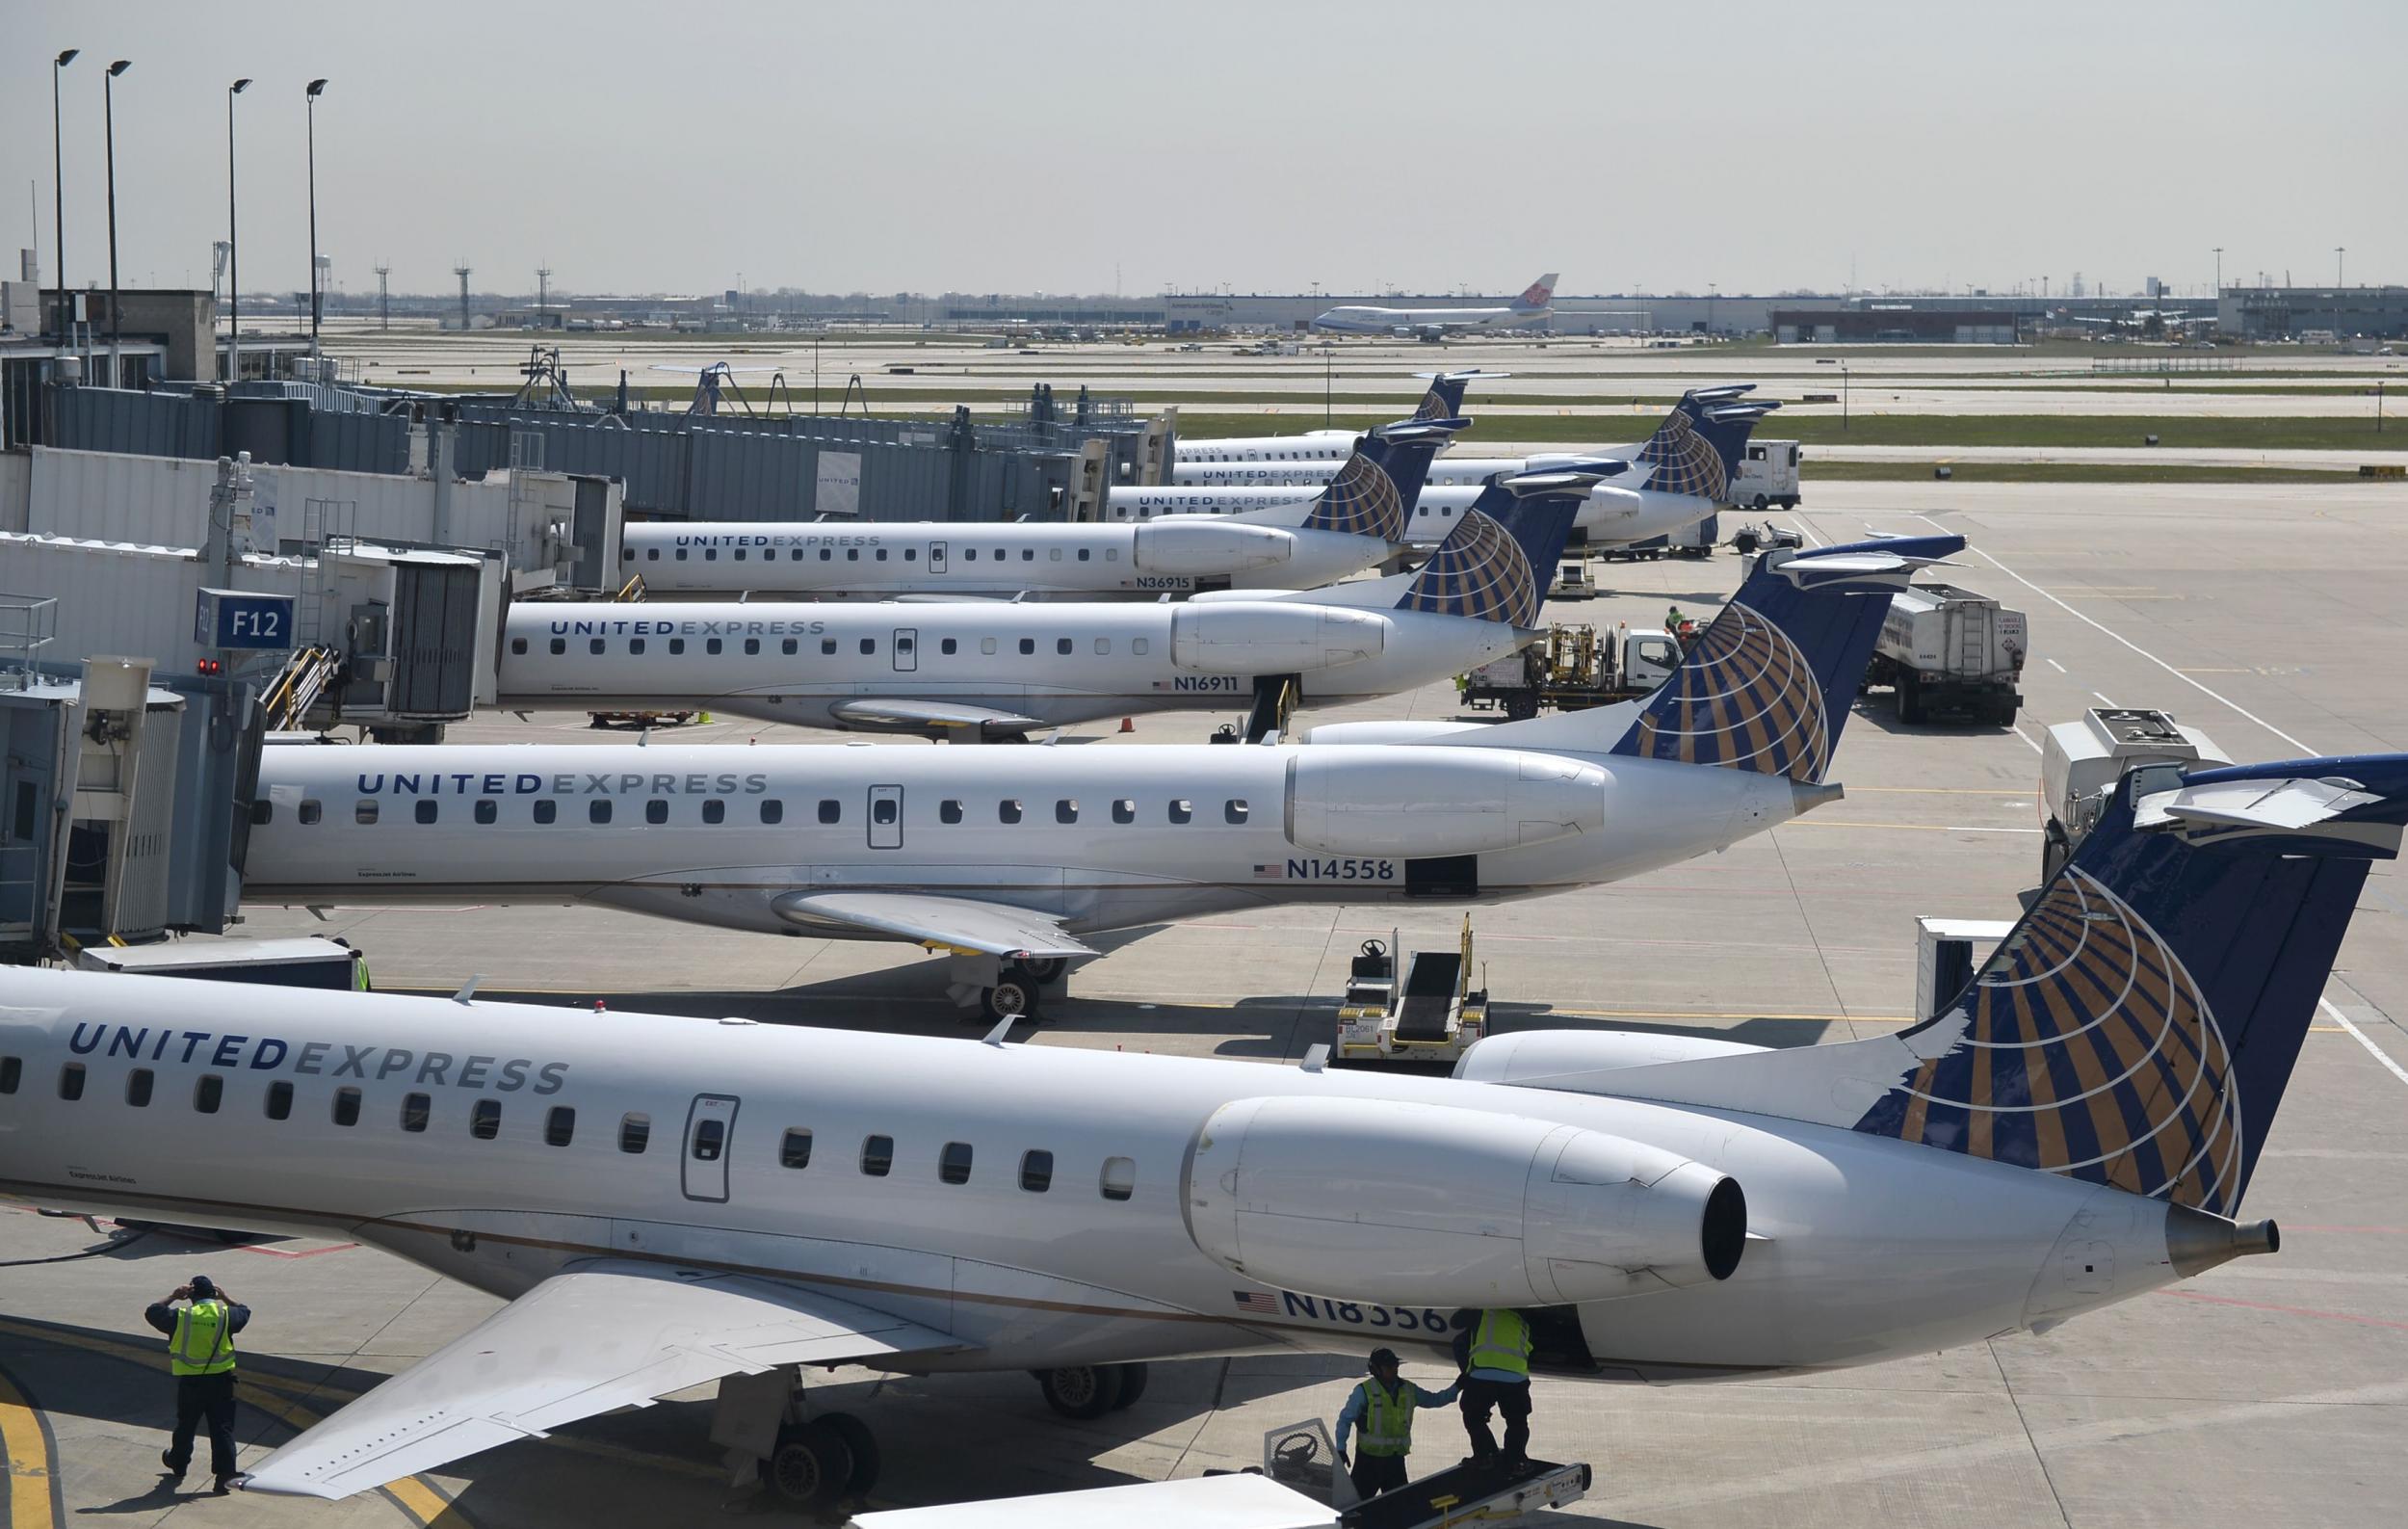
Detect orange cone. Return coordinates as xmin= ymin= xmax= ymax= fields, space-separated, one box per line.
xmin=1118 ymin=717 xmax=1135 ymax=733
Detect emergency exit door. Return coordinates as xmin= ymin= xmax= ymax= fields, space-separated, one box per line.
xmin=868 ymin=785 xmax=903 ymax=850
xmin=893 ymin=628 xmax=918 ymax=672
xmin=682 ymin=1094 xmax=739 ymax=1202
xmin=929 ymin=541 xmax=948 ymax=574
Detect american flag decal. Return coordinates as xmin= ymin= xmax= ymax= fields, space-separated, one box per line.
xmin=1252 ymin=863 xmax=1286 ymax=879
xmin=1234 ymin=1290 xmax=1280 ymax=1315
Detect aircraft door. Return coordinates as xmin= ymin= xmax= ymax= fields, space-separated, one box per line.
xmin=929 ymin=541 xmax=948 ymax=574
xmin=681 ymin=1094 xmax=739 ymax=1203
xmin=868 ymin=784 xmax=903 ymax=850
xmin=894 ymin=628 xmax=918 ymax=672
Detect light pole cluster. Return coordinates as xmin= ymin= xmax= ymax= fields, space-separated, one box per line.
xmin=43 ymin=45 xmax=329 ymax=382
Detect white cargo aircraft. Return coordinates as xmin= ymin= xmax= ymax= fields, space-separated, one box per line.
xmin=501 ymin=482 xmax=1585 ymax=742
xmin=1118 ymin=398 xmax=1767 ymax=547
xmin=4 ymin=747 xmax=2379 ymax=1511
xmin=246 ymin=534 xmax=1959 ymax=1020
xmin=615 ymin=421 xmax=1460 ymax=599
xmin=1312 ymin=275 xmax=1557 ymax=339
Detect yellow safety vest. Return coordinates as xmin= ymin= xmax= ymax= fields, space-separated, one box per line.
xmin=1469 ymin=1309 xmax=1531 ymax=1379
xmin=170 ymin=1299 xmax=237 ymax=1377
xmin=1355 ymin=1379 xmax=1417 ymax=1458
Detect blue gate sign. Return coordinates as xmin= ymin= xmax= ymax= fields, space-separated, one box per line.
xmin=195 ymin=589 xmax=297 ymax=650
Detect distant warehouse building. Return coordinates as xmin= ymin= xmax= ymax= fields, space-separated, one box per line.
xmin=2220 ymin=286 xmax=2408 ymax=340
xmin=1773 ymin=307 xmax=2020 ymax=345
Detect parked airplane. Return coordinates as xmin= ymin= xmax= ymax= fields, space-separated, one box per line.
xmin=1120 ymin=397 xmax=1768 ymax=547
xmin=1313 ymin=275 xmax=1557 ymax=339
xmin=500 ymin=482 xmax=1584 ymax=741
xmin=1172 ymin=370 xmax=1495 ymax=464
xmin=615 ymin=421 xmax=1460 ymax=600
xmin=246 ymin=534 xmax=1957 ymax=1020
xmin=5 ymin=746 xmax=2381 ymax=1508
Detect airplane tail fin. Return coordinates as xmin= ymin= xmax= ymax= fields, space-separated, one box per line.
xmin=1492 ymin=755 xmax=2408 ymax=1219
xmin=1410 ymin=369 xmax=1505 ymax=423
xmin=1510 ymin=274 xmax=1559 ymax=313
xmin=1636 ymin=397 xmax=1777 ymax=504
xmin=1298 ymin=419 xmax=1467 ymax=540
xmin=1393 ymin=473 xmax=1590 ymax=626
xmin=1609 ymin=534 xmax=1962 ymax=782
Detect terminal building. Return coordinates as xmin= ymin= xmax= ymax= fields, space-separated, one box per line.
xmin=2219 ymin=286 xmax=2408 ymax=340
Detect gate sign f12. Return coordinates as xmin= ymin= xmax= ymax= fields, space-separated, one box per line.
xmin=195 ymin=589 xmax=298 ymax=650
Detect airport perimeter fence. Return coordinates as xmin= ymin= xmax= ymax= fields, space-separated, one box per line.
xmin=37 ymin=385 xmax=1158 ymax=525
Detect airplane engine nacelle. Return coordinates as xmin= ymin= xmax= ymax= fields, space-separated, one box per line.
xmin=1183 ymin=1095 xmax=1746 ymax=1307
xmin=1284 ymin=748 xmax=1603 ymax=857
xmin=1170 ymin=604 xmax=1387 ymax=675
xmin=1133 ymin=520 xmax=1294 ymax=575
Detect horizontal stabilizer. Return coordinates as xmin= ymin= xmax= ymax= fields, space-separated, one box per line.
xmin=2133 ymin=775 xmax=2383 ymax=833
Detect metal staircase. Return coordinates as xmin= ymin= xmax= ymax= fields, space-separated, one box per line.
xmin=262 ymin=645 xmax=341 ymax=732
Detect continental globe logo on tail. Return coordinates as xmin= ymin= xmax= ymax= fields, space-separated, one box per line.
xmin=1394 ymin=511 xmax=1538 ymax=629
xmin=1298 ymin=454 xmax=1403 ymax=540
xmin=1620 ymin=603 xmax=1832 ymax=783
xmin=1636 ymin=411 xmax=1728 ymax=503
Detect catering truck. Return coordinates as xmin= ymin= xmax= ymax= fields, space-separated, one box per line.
xmin=1732 ymin=438 xmax=1802 ymax=510
xmin=1864 ymin=582 xmax=2028 ymax=725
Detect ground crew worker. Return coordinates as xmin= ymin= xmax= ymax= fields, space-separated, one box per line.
xmin=144 ymin=1275 xmax=250 ymax=1493
xmin=1455 ymin=1307 xmax=1534 ymax=1470
xmin=1334 ymin=1347 xmax=1457 ymax=1500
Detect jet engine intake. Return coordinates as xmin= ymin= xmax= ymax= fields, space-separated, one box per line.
xmin=1284 ymin=748 xmax=1604 ymax=857
xmin=1184 ymin=1095 xmax=1745 ymax=1308
xmin=1133 ymin=519 xmax=1295 ymax=575
xmin=1170 ymin=603 xmax=1387 ymax=675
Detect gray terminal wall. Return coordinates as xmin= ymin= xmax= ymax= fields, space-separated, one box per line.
xmin=39 ymin=385 xmax=1156 ymax=525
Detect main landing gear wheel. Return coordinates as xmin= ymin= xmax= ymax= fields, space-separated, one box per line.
xmin=1036 ymin=1364 xmax=1125 ymax=1419
xmin=1111 ymin=1361 xmax=1148 ymax=1409
xmin=821 ymin=1412 xmax=880 ymax=1496
xmin=1011 ymin=957 xmax=1067 ymax=985
xmin=982 ymin=977 xmax=1041 ymax=1024
xmin=764 ymin=1415 xmax=867 ymax=1509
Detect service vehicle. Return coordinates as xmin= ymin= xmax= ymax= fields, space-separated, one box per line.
xmin=1597 ymin=512 xmax=1716 ymax=562
xmin=1332 ymin=919 xmax=1489 ymax=1068
xmin=1548 ymin=558 xmax=1596 ymax=600
xmin=1863 ymin=581 xmax=2028 ymax=725
xmin=1729 ymin=521 xmax=1803 ymax=555
xmin=2039 ymin=706 xmax=2231 ymax=882
xmin=1733 ymin=438 xmax=1802 ymax=510
xmin=1458 ymin=623 xmax=1681 ymax=720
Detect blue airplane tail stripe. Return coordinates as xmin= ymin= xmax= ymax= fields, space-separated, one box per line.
xmin=1849 ymin=755 xmax=2408 ymax=1210
xmin=1611 ymin=534 xmax=1962 ymax=783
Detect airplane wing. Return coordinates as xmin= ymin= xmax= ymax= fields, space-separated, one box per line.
xmin=771 ymin=890 xmax=1098 ymax=961
xmin=830 ymin=698 xmax=1045 ymax=733
xmin=853 ymin=1474 xmax=1338 ymax=1529
xmin=242 ymin=1260 xmax=964 ymax=1500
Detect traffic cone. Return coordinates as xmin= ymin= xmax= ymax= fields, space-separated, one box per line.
xmin=1118 ymin=717 xmax=1135 ymax=733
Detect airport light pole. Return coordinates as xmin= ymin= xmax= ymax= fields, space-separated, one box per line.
xmin=225 ymin=78 xmax=250 ymax=382
xmin=104 ymin=60 xmax=130 ymax=381
xmin=50 ymin=48 xmax=78 ymax=338
xmin=2336 ymin=247 xmax=2345 ymax=287
xmin=2212 ymin=247 xmax=2222 ymax=297
xmin=1842 ymin=359 xmax=1850 ymax=433
xmin=306 ymin=79 xmax=327 ymax=351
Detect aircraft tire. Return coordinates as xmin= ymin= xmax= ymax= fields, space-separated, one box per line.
xmin=821 ymin=1412 xmax=881 ymax=1496
xmin=764 ymin=1418 xmax=853 ymax=1509
xmin=1111 ymin=1362 xmax=1149 ymax=1409
xmin=1038 ymin=1364 xmax=1126 ymax=1419
xmin=1011 ymin=957 xmax=1068 ymax=985
xmin=984 ymin=980 xmax=1041 ymax=1023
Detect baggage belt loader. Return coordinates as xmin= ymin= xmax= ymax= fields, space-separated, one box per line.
xmin=1333 ymin=917 xmax=1490 ymax=1068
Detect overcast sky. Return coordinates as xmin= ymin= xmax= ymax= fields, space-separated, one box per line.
xmin=6 ymin=0 xmax=2399 ymax=302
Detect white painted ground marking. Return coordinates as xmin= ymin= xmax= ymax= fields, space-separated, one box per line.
xmin=2092 ymin=691 xmax=2117 ymax=706
xmin=2045 ymin=658 xmax=2067 ymax=673
xmin=2322 ymin=997 xmax=2408 ymax=1090
xmin=2007 ymin=723 xmax=2044 ymax=754
xmin=1909 ymin=513 xmax=2316 ymax=755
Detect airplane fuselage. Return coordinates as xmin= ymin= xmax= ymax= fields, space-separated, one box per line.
xmin=242 ymin=741 xmax=1809 ymax=938
xmin=1106 ymin=479 xmax=1709 ymax=548
xmin=496 ymin=598 xmax=1531 ymax=734
xmin=615 ymin=518 xmax=1388 ymax=599
xmin=0 ymin=968 xmax=2198 ymax=1383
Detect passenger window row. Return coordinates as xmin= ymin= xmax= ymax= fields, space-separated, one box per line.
xmin=515 ymin=634 xmax=1151 ymax=659
xmin=255 ymin=795 xmax=1246 ymax=829
xmin=10 ymin=1058 xmax=1138 ymax=1203
xmin=620 ymin=544 xmax=1125 ymax=567
xmin=34 ymin=1060 xmax=575 ymax=1145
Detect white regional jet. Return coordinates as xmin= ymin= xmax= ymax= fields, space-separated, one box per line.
xmin=500 ymin=481 xmax=1584 ymax=742
xmin=1169 ymin=369 xmax=1494 ymax=466
xmin=615 ymin=421 xmax=1461 ymax=600
xmin=1115 ymin=397 xmax=1765 ymax=549
xmin=1313 ymin=274 xmax=1557 ymax=339
xmin=245 ymin=534 xmax=1961 ymax=1021
xmin=4 ymin=747 xmax=2381 ymax=1510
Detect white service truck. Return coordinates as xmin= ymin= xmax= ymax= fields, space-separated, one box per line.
xmin=2039 ymin=707 xmax=2231 ymax=883
xmin=1864 ymin=582 xmax=2028 ymax=726
xmin=1732 ymin=439 xmax=1802 ymax=510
